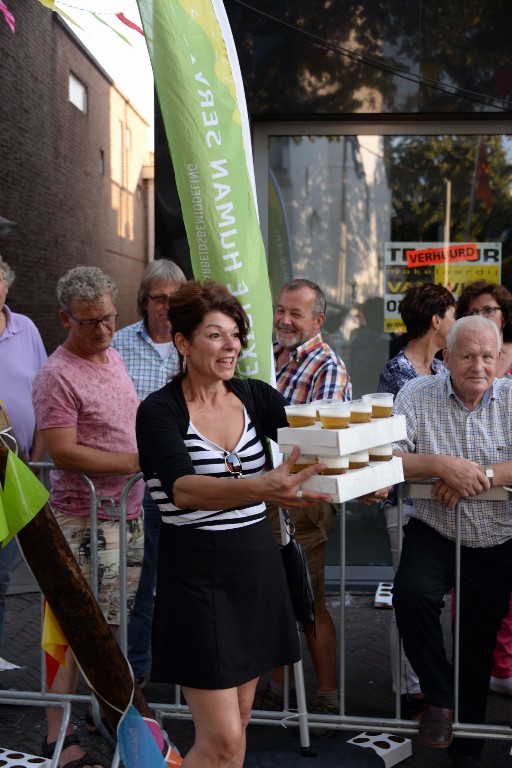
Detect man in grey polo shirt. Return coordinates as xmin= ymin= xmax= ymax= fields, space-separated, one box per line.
xmin=392 ymin=314 xmax=512 ymax=768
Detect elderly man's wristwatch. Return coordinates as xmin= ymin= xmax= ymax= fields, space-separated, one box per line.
xmin=485 ymin=466 xmax=494 ymax=486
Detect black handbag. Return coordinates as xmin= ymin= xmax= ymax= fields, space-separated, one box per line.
xmin=242 ymin=380 xmax=315 ymax=634
xmin=279 ymin=506 xmax=316 ymax=634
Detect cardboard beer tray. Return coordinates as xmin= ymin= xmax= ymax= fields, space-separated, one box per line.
xmin=277 ymin=414 xmax=406 ymax=457
xmin=346 ymin=732 xmax=412 ymax=767
xmin=0 ymin=747 xmax=49 ymax=768
xmin=300 ymin=456 xmax=404 ymax=504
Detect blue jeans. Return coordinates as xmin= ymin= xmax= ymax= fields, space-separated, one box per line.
xmin=127 ymin=486 xmax=160 ymax=678
xmin=0 ymin=539 xmax=18 ymax=650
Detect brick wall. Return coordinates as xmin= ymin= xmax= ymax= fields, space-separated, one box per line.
xmin=0 ymin=5 xmax=152 ymax=352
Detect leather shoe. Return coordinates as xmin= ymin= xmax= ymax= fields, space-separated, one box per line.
xmin=419 ymin=703 xmax=453 ymax=748
xmin=452 ymin=758 xmax=483 ymax=767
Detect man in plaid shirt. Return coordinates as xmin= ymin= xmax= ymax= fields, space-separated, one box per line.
xmin=255 ymin=278 xmax=350 ymax=720
xmin=392 ymin=315 xmax=512 ymax=767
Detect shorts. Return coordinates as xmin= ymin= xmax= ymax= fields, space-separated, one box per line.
xmin=54 ymin=510 xmax=144 ymax=626
xmin=266 ymin=503 xmax=337 ymax=613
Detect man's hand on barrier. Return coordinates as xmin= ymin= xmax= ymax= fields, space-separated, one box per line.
xmin=436 ymin=456 xmax=489 ymax=499
xmin=431 ymin=480 xmax=462 ymax=511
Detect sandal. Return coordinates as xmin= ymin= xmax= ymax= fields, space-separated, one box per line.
xmin=84 ymin=711 xmax=115 ymax=740
xmin=42 ymin=732 xmax=110 ymax=768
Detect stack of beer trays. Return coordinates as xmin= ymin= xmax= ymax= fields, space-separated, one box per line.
xmin=278 ymin=393 xmax=406 ymax=504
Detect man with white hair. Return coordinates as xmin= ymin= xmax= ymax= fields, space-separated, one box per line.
xmin=392 ymin=314 xmax=512 ymax=768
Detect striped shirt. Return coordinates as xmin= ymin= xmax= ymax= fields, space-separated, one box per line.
xmin=393 ymin=372 xmax=512 ymax=548
xmin=274 ymin=334 xmax=351 ymax=404
xmin=112 ymin=320 xmax=180 ymax=401
xmin=147 ymin=409 xmax=267 ymax=530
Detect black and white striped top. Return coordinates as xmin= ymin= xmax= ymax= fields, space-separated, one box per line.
xmin=147 ymin=409 xmax=267 ymax=530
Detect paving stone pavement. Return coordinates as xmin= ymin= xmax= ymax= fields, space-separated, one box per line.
xmin=0 ymin=584 xmax=511 ymax=767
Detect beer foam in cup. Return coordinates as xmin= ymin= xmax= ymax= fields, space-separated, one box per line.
xmin=312 ymin=399 xmax=324 ymax=421
xmin=348 ymin=449 xmax=370 ymax=468
xmin=349 ymin=399 xmax=372 ymax=423
xmin=284 ymin=452 xmax=316 ymax=473
xmin=362 ymin=392 xmax=394 ymax=418
xmin=369 ymin=443 xmax=393 ymax=461
xmin=284 ymin=403 xmax=317 ymax=427
xmin=318 ymin=400 xmax=351 ymax=429
xmin=318 ymin=455 xmax=349 ymax=475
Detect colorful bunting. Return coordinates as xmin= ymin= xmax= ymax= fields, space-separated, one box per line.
xmin=0 ymin=1 xmax=15 ymax=33
xmin=36 ymin=0 xmax=83 ymax=30
xmin=34 ymin=2 xmax=145 ymax=43
xmin=92 ymin=11 xmax=133 ymax=46
xmin=42 ymin=600 xmax=69 ymax=689
xmin=116 ymin=12 xmax=144 ymax=36
xmin=0 ymin=449 xmax=49 ymax=546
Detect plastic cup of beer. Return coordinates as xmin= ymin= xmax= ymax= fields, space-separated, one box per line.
xmin=362 ymin=392 xmax=394 ymax=419
xmin=284 ymin=403 xmax=317 ymax=428
xmin=348 ymin=449 xmax=370 ymax=469
xmin=369 ymin=443 xmax=393 ymax=462
xmin=285 ymin=452 xmax=316 ymax=474
xmin=318 ymin=401 xmax=351 ymax=429
xmin=318 ymin=454 xmax=349 ymax=475
xmin=349 ymin=399 xmax=373 ymax=424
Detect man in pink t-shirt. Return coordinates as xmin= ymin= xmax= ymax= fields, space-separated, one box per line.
xmin=33 ymin=266 xmax=143 ymax=768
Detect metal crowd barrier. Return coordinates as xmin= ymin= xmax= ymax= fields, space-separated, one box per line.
xmin=0 ymin=462 xmax=138 ymax=768
xmin=245 ymin=483 xmax=512 ymax=748
xmin=1 ymin=467 xmax=511 ymax=761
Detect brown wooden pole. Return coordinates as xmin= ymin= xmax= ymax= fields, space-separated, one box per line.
xmin=0 ymin=409 xmax=152 ymax=731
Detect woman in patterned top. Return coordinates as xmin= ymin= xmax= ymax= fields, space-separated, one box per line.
xmin=136 ymin=279 xmax=332 ymax=768
xmin=456 ymin=279 xmax=512 ymax=377
xmin=456 ymin=280 xmax=512 ymax=697
xmin=378 ymin=282 xmax=456 ymax=719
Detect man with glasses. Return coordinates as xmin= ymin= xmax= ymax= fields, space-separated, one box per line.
xmin=112 ymin=259 xmax=186 ymax=687
xmin=33 ymin=265 xmax=144 ymax=768
xmin=255 ymin=278 xmax=351 ymax=724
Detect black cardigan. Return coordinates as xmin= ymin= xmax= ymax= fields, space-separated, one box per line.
xmin=136 ymin=377 xmax=288 ymax=501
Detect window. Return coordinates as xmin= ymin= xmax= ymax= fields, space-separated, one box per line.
xmin=69 ymin=73 xmax=88 ymax=113
xmin=254 ymin=120 xmax=512 ymax=581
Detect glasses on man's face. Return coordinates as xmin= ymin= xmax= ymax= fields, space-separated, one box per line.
xmin=225 ymin=451 xmax=242 ymax=479
xmin=68 ymin=312 xmax=118 ymax=329
xmin=467 ymin=306 xmax=502 ymax=318
xmin=148 ymin=294 xmax=172 ymax=305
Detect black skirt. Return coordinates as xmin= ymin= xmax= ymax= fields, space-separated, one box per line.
xmin=151 ymin=516 xmax=301 ymax=689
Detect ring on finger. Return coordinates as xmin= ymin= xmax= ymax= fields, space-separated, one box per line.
xmin=296 ymin=489 xmax=303 ymax=502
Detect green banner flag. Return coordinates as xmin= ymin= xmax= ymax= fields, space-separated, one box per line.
xmin=0 ymin=450 xmax=49 ymax=546
xmin=268 ymin=167 xmax=293 ymax=303
xmin=137 ymin=0 xmax=273 ymax=383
